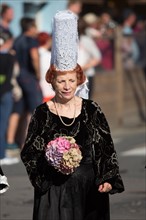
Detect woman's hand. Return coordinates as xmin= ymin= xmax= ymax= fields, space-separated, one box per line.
xmin=98 ymin=182 xmax=112 ymax=193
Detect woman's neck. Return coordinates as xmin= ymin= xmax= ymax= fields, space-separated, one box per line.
xmin=54 ymin=96 xmax=75 ymax=107
xmin=53 ymin=96 xmax=76 ymax=120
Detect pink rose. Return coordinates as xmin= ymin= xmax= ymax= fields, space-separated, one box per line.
xmin=57 ymin=137 xmax=71 ymax=153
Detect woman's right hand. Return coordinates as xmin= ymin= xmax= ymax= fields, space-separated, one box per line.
xmin=98 ymin=182 xmax=112 ymax=193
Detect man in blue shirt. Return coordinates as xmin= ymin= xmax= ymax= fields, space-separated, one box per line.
xmin=6 ymin=17 xmax=43 ymax=152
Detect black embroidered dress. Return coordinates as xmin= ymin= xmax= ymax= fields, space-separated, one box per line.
xmin=21 ymin=99 xmax=124 ymax=220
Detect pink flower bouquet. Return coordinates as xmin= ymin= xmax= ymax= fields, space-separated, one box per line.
xmin=45 ymin=136 xmax=82 ymax=175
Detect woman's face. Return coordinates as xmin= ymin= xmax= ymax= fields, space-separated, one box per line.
xmin=52 ymin=72 xmax=78 ymax=100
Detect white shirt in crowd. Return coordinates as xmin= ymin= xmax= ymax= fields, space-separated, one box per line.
xmin=78 ymin=35 xmax=102 ymax=77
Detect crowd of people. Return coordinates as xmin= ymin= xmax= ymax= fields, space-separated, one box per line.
xmin=0 ymin=0 xmax=145 ymax=167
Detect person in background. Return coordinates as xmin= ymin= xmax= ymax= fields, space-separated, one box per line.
xmin=78 ymin=17 xmax=102 ymax=99
xmin=21 ymin=11 xmax=124 ymax=220
xmin=83 ymin=13 xmax=102 ymax=40
xmin=0 ymin=166 xmax=9 ymax=194
xmin=0 ymin=30 xmax=20 ymax=165
xmin=95 ymin=10 xmax=116 ymax=71
xmin=122 ymin=8 xmax=137 ymax=33
xmin=67 ymin=0 xmax=82 ymax=16
xmin=6 ymin=17 xmax=43 ymax=152
xmin=37 ymin=32 xmax=55 ymax=102
xmin=100 ymin=10 xmax=117 ymax=39
xmin=0 ymin=3 xmax=14 ymax=36
xmin=121 ymin=9 xmax=144 ymax=72
xmin=134 ymin=18 xmax=146 ymax=78
xmin=121 ymin=26 xmax=139 ymax=70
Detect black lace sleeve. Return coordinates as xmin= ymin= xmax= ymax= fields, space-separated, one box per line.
xmin=20 ymin=106 xmax=51 ymax=194
xmin=91 ymin=102 xmax=124 ymax=194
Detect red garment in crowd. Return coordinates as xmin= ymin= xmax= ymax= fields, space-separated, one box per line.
xmin=96 ymin=39 xmax=114 ymax=70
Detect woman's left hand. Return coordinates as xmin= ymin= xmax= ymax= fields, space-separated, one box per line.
xmin=98 ymin=182 xmax=112 ymax=193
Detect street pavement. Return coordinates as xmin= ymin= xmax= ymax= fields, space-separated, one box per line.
xmin=110 ymin=124 xmax=145 ymax=220
xmin=0 ymin=124 xmax=145 ymax=220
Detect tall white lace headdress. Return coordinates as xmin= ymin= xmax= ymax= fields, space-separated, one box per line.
xmin=51 ymin=10 xmax=78 ymax=71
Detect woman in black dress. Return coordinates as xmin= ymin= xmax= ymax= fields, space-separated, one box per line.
xmin=21 ymin=10 xmax=124 ymax=220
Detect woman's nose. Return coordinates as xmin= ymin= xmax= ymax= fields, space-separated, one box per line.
xmin=64 ymin=82 xmax=70 ymax=90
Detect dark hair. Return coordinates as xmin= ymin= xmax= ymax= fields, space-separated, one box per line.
xmin=122 ymin=9 xmax=136 ymax=21
xmin=46 ymin=64 xmax=86 ymax=86
xmin=20 ymin=17 xmax=36 ymax=33
xmin=0 ymin=4 xmax=12 ymax=17
xmin=78 ymin=18 xmax=88 ymax=37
